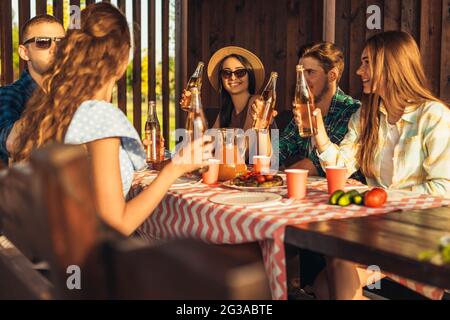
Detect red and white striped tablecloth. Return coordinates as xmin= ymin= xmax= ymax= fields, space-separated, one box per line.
xmin=129 ymin=171 xmax=450 ymax=300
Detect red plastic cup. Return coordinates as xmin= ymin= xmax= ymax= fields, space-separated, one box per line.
xmin=325 ymin=166 xmax=348 ymax=194
xmin=253 ymin=155 xmax=271 ymax=174
xmin=202 ymin=159 xmax=220 ymax=185
xmin=285 ymin=169 xmax=308 ymax=199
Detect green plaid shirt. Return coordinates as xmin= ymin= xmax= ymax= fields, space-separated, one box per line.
xmin=279 ymin=88 xmax=364 ymax=181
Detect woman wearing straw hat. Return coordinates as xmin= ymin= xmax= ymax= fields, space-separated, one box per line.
xmin=207 ymin=46 xmax=277 ymax=131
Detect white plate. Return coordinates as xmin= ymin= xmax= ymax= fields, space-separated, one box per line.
xmin=208 ymin=192 xmax=282 ymax=206
xmin=141 ymin=175 xmax=201 ymax=188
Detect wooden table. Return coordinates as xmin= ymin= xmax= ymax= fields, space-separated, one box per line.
xmin=285 ymin=206 xmax=450 ymax=297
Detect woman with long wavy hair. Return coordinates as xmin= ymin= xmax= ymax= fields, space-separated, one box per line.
xmin=302 ymin=31 xmax=449 ymax=299
xmin=10 ymin=2 xmax=211 ymax=236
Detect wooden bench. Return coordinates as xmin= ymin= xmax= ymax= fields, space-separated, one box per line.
xmin=0 ymin=144 xmax=270 ymax=299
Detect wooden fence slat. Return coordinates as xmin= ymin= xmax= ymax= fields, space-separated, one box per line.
xmin=286 ymin=0 xmax=301 ymax=112
xmin=117 ymin=0 xmax=127 ymax=115
xmin=323 ymin=0 xmax=336 ymax=42
xmin=148 ymin=0 xmax=156 ymax=102
xmin=162 ymin=0 xmax=170 ymax=143
xmin=35 ymin=0 xmax=47 ymax=15
xmin=335 ymin=0 xmax=351 ymax=94
xmin=175 ymin=0 xmax=188 ymax=129
xmin=132 ymin=0 xmax=142 ymax=137
xmin=199 ymin=0 xmax=210 ymax=114
xmin=384 ymin=0 xmax=401 ymax=30
xmin=420 ymin=0 xmax=442 ymax=96
xmin=440 ymin=0 xmax=449 ymax=102
xmin=53 ymin=0 xmax=64 ymax=23
xmin=0 ymin=0 xmax=14 ymax=85
xmin=19 ymin=0 xmax=31 ymax=74
xmin=348 ymin=0 xmax=366 ymax=98
xmin=70 ymin=0 xmax=81 ymax=7
xmin=401 ymin=0 xmax=420 ymax=42
xmin=366 ymin=0 xmax=384 ymax=39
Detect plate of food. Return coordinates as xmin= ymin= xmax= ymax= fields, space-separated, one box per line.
xmin=223 ymin=171 xmax=286 ymax=191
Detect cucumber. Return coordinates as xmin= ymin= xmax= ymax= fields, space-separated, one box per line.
xmin=337 ymin=192 xmax=352 ymax=206
xmin=329 ymin=190 xmax=345 ymax=205
xmin=352 ymin=194 xmax=364 ymax=205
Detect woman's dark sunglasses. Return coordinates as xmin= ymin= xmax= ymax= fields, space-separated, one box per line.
xmin=220 ymin=69 xmax=248 ymax=79
xmin=23 ymin=37 xmax=64 ymax=49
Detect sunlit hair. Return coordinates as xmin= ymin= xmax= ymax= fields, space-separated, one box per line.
xmin=218 ymin=54 xmax=256 ymax=128
xmin=12 ymin=2 xmax=130 ymax=162
xmin=357 ymin=31 xmax=445 ymax=178
xmin=299 ymin=42 xmax=345 ymax=82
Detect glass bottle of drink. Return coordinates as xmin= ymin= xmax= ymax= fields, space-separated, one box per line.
xmin=294 ymin=65 xmax=317 ymax=137
xmin=180 ymin=61 xmax=205 ymax=111
xmin=145 ymin=100 xmax=163 ymax=164
xmin=185 ymin=87 xmax=208 ymax=139
xmin=252 ymin=72 xmax=278 ymax=130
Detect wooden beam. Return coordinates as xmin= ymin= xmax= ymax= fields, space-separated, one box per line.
xmin=365 ymin=0 xmax=384 ymax=39
xmin=348 ymin=0 xmax=366 ymax=97
xmin=148 ymin=0 xmax=156 ymax=102
xmin=420 ymin=0 xmax=443 ymax=96
xmin=334 ymin=0 xmax=351 ymax=93
xmin=53 ymin=0 xmax=64 ymax=23
xmin=162 ymin=0 xmax=170 ymax=143
xmin=384 ymin=0 xmax=401 ymax=31
xmin=35 ymin=0 xmax=47 ymax=15
xmin=19 ymin=0 xmax=31 ymax=74
xmin=117 ymin=0 xmax=127 ymax=115
xmin=0 ymin=0 xmax=14 ymax=85
xmin=132 ymin=0 xmax=142 ymax=136
xmin=175 ymin=0 xmax=188 ymax=129
xmin=323 ymin=0 xmax=336 ymax=42
xmin=440 ymin=0 xmax=449 ymax=102
xmin=70 ymin=0 xmax=81 ymax=7
xmin=401 ymin=0 xmax=420 ymax=43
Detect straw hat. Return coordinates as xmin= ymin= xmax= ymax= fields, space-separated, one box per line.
xmin=207 ymin=46 xmax=265 ymax=93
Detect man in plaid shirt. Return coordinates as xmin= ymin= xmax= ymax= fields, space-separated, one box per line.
xmin=0 ymin=15 xmax=64 ymax=165
xmin=279 ymin=42 xmax=364 ymax=182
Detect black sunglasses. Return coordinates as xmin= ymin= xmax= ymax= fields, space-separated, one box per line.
xmin=220 ymin=68 xmax=248 ymax=79
xmin=23 ymin=37 xmax=64 ymax=49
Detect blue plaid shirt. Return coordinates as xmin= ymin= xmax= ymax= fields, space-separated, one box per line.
xmin=0 ymin=70 xmax=37 ymax=165
xmin=279 ymin=88 xmax=365 ymax=182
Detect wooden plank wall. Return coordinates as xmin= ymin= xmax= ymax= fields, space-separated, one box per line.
xmin=0 ymin=0 xmax=170 ymax=143
xmin=335 ymin=0 xmax=447 ymax=102
xmin=183 ymin=0 xmax=449 ymax=129
xmin=184 ymin=0 xmax=323 ymax=117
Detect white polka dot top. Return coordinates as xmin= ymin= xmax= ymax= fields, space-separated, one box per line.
xmin=64 ymin=100 xmax=146 ymax=196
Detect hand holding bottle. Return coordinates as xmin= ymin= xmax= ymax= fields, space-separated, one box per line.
xmin=251 ymin=97 xmax=278 ymax=125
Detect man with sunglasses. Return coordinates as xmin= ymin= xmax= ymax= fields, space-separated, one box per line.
xmin=0 ymin=14 xmax=65 ymax=165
